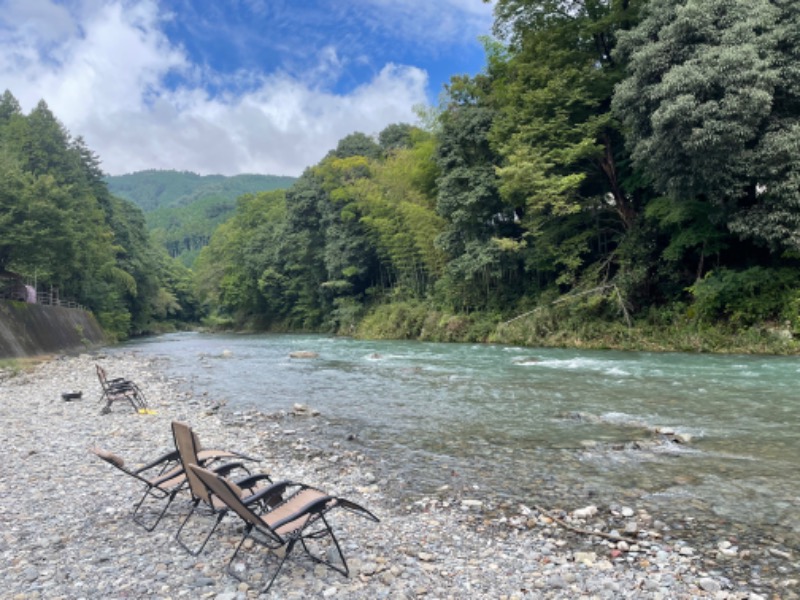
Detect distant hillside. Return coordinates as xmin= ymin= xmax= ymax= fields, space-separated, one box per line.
xmin=106 ymin=170 xmax=296 ymax=266
xmin=106 ymin=170 xmax=297 ymax=212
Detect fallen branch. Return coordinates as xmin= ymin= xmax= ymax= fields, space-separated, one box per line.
xmin=532 ymin=505 xmax=639 ymax=545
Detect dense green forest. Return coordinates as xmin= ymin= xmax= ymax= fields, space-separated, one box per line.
xmin=4 ymin=0 xmax=800 ymax=353
xmin=107 ymin=171 xmax=296 ymax=266
xmin=193 ymin=0 xmax=800 ymax=352
xmin=0 ymin=91 xmax=199 ymax=339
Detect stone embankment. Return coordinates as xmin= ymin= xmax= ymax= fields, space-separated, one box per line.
xmin=0 ymin=353 xmax=791 ymax=598
xmin=0 ymin=300 xmax=105 ymax=358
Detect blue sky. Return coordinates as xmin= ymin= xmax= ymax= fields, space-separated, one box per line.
xmin=0 ymin=0 xmax=494 ymax=176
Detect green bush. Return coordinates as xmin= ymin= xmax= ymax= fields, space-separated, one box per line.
xmin=689 ymin=267 xmax=800 ymax=327
xmin=357 ymin=301 xmax=429 ymax=339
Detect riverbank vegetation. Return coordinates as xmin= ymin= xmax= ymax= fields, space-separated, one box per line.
xmin=190 ymin=1 xmax=800 ymax=354
xmin=4 ymin=0 xmax=800 ymax=354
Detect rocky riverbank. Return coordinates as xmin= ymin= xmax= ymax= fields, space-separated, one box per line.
xmin=0 ymin=352 xmax=793 ymax=598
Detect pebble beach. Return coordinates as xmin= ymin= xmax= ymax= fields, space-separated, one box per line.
xmin=0 ymin=352 xmax=794 ymax=599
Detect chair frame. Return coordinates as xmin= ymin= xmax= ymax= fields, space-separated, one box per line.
xmin=96 ymin=364 xmax=148 ymax=414
xmin=172 ymin=421 xmax=278 ymax=555
xmin=91 ymin=447 xmax=188 ymax=531
xmin=189 ymin=464 xmax=379 ymax=593
xmin=91 ymin=439 xmax=258 ymax=531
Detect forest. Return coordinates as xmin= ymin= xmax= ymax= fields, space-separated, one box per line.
xmin=3 ymin=0 xmax=800 ymax=352
xmin=0 ymin=92 xmax=199 ymax=339
xmin=107 ymin=170 xmax=296 ymax=266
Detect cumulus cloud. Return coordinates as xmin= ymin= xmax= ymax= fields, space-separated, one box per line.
xmin=0 ymin=0 xmax=478 ymax=176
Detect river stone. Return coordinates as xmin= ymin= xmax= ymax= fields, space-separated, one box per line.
xmin=698 ymin=577 xmax=722 ymax=593
xmin=624 ymin=521 xmax=639 ymax=535
xmin=289 ymin=351 xmax=319 ymax=358
xmin=573 ymin=505 xmax=598 ymax=519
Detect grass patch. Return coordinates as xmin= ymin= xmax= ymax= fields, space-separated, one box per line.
xmin=0 ymin=355 xmax=56 ymax=377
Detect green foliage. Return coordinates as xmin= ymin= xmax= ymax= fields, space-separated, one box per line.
xmin=613 ymin=0 xmax=800 ymax=251
xmin=107 ymin=170 xmax=296 ymax=212
xmin=0 ymin=90 xmax=197 ymax=339
xmin=194 ymin=190 xmax=288 ymax=324
xmin=689 ymin=268 xmax=800 ymax=327
xmin=5 ymin=0 xmax=783 ymax=352
xmin=356 ymin=300 xmax=431 ymax=339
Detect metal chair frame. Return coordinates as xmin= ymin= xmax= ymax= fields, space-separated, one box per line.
xmin=189 ymin=464 xmax=379 ymax=593
xmin=96 ymin=364 xmax=148 ymax=413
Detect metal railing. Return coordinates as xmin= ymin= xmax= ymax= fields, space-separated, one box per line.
xmin=0 ymin=289 xmax=86 ymax=311
xmin=35 ymin=292 xmax=87 ymax=311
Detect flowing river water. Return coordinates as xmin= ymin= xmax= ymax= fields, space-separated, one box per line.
xmin=117 ymin=332 xmax=799 ymax=560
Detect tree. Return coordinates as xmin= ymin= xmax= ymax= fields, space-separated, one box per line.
xmin=0 ymin=91 xmax=175 ymax=337
xmin=488 ymin=0 xmax=645 ymax=231
xmin=0 ymin=90 xmax=22 ymax=124
xmin=329 ymin=132 xmax=382 ymax=160
xmin=378 ymin=123 xmax=415 ymax=153
xmin=434 ymin=76 xmax=523 ymax=309
xmin=613 ymin=0 xmax=800 ymax=251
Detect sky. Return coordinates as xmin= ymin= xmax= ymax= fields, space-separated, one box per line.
xmin=0 ymin=0 xmax=494 ymax=177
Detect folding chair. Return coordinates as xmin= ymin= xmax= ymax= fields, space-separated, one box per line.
xmin=189 ymin=464 xmax=379 ymax=593
xmin=171 ymin=421 xmax=279 ymax=555
xmin=96 ymin=364 xmax=148 ymax=414
xmin=91 ymin=437 xmax=258 ymax=531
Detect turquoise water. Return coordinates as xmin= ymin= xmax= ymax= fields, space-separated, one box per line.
xmin=119 ymin=332 xmax=800 ymax=539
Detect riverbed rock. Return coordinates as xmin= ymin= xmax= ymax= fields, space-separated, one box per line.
xmin=573 ymin=505 xmax=598 ymax=519
xmin=289 ymin=350 xmax=319 ymax=359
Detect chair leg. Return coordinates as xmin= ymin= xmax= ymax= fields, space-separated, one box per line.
xmin=132 ymin=488 xmax=177 ymax=532
xmin=261 ymin=539 xmax=295 ymax=594
xmin=225 ymin=528 xmax=295 ymax=594
xmin=226 ymin=526 xmax=254 ymax=583
xmin=125 ymin=393 xmax=139 ymax=412
xmin=100 ymin=391 xmax=112 ymax=414
xmin=176 ymin=501 xmax=225 ymax=556
xmin=299 ymin=514 xmax=348 ymax=577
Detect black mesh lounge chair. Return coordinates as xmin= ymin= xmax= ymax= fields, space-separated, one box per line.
xmin=172 ymin=421 xmax=281 ymax=555
xmin=91 ymin=438 xmax=258 ymax=531
xmin=188 ymin=463 xmax=379 ymax=593
xmin=96 ymin=364 xmax=148 ymax=414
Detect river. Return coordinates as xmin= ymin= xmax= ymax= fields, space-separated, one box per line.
xmin=117 ymin=332 xmax=799 ymax=551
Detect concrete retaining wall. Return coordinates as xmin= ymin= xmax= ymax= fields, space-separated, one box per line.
xmin=0 ymin=300 xmax=106 ymax=358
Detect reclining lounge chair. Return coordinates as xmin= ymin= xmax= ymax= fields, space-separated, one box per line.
xmin=171 ymin=421 xmax=280 ymax=555
xmin=188 ymin=463 xmax=379 ymax=593
xmin=96 ymin=364 xmax=148 ymax=414
xmin=91 ymin=434 xmax=258 ymax=531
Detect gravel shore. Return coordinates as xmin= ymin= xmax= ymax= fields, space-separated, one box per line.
xmin=0 ymin=352 xmax=791 ymax=598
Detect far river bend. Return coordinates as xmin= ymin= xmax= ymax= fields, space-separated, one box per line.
xmin=116 ymin=332 xmax=799 ymax=556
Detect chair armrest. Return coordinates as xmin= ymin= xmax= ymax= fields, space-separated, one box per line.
xmin=242 ymin=480 xmax=294 ymax=508
xmin=134 ymin=449 xmax=180 ymax=474
xmin=234 ymin=473 xmax=273 ymax=491
xmin=229 ymin=451 xmax=260 ymax=462
xmin=336 ymin=497 xmax=380 ymax=522
xmin=212 ymin=461 xmax=248 ymax=477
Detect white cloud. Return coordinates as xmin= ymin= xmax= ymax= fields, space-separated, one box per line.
xmin=353 ymin=0 xmax=494 ymax=44
xmin=0 ymin=0 xmax=430 ymax=176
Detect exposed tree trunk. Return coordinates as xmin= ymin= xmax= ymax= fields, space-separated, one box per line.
xmin=597 ymin=134 xmax=635 ymax=230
